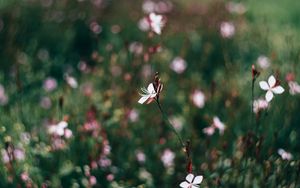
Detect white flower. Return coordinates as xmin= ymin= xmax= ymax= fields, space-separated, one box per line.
xmin=65 ymin=75 xmax=78 ymax=88
xmin=220 ymin=22 xmax=235 ymax=38
xmin=288 ymin=81 xmax=300 ymax=95
xmin=48 ymin=121 xmax=68 ymax=136
xmin=253 ymin=99 xmax=268 ymax=113
xmin=180 ymin=173 xmax=203 ymax=188
xmin=257 ymin=55 xmax=270 ymax=69
xmin=138 ymin=83 xmax=157 ymax=104
xmin=148 ymin=12 xmax=165 ymax=35
xmin=161 ymin=149 xmax=175 ymax=168
xmin=170 ymin=57 xmax=187 ymax=74
xmin=278 ymin=149 xmax=292 ymax=160
xmin=259 ymin=75 xmax=284 ymax=102
xmin=212 ymin=116 xmax=225 ymax=135
xmin=191 ymin=90 xmax=205 ymax=108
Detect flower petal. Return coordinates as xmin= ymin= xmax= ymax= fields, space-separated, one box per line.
xmin=193 ymin=175 xmax=203 ymax=184
xmin=268 ymin=75 xmax=276 ymax=88
xmin=179 ymin=181 xmax=190 ymax=188
xmin=266 ymin=90 xmax=274 ymax=102
xmin=259 ymin=81 xmax=269 ymax=90
xmin=272 ymin=86 xmax=284 ymax=94
xmin=147 ymin=83 xmax=156 ymax=94
xmin=138 ymin=95 xmax=150 ymax=104
xmin=186 ymin=174 xmax=194 ymax=183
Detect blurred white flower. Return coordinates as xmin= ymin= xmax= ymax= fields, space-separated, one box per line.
xmin=226 ymin=2 xmax=246 ymax=15
xmin=142 ymin=0 xmax=156 ymax=13
xmin=180 ymin=173 xmax=203 ymax=188
xmin=259 ymin=75 xmax=284 ymax=102
xmin=48 ymin=121 xmax=68 ymax=136
xmin=212 ymin=116 xmax=226 ymax=135
xmin=169 ymin=116 xmax=183 ymax=132
xmin=253 ymin=99 xmax=269 ymax=113
xmin=203 ymin=126 xmax=215 ymax=136
xmin=257 ymin=55 xmax=270 ymax=69
xmin=128 ymin=109 xmax=139 ymax=122
xmin=138 ymin=83 xmax=157 ymax=104
xmin=138 ymin=17 xmax=150 ymax=32
xmin=278 ymin=149 xmax=292 ymax=160
xmin=161 ymin=149 xmax=175 ymax=168
xmin=288 ymin=81 xmax=300 ymax=95
xmin=220 ymin=22 xmax=235 ymax=38
xmin=148 ymin=13 xmax=166 ymax=35
xmin=90 ymin=21 xmax=102 ymax=34
xmin=65 ymin=75 xmax=78 ymax=88
xmin=129 ymin=42 xmax=143 ymax=55
xmin=170 ymin=57 xmax=187 ymax=74
xmin=136 ymin=150 xmax=146 ymax=163
xmin=191 ymin=90 xmax=205 ymax=108
xmin=64 ymin=129 xmax=73 ymax=139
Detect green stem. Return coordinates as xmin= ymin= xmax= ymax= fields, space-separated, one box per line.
xmin=155 ymin=99 xmax=185 ymax=148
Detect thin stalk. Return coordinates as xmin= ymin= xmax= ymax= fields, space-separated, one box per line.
xmin=155 ymin=99 xmax=185 ymax=148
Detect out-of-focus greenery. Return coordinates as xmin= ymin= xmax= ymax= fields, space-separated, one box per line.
xmin=0 ymin=0 xmax=300 ymax=187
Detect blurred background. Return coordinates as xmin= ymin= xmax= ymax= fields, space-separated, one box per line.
xmin=0 ymin=0 xmax=300 ymax=187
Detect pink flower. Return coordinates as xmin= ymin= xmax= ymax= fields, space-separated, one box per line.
xmin=170 ymin=57 xmax=187 ymax=74
xmin=40 ymin=97 xmax=52 ymax=109
xmin=191 ymin=90 xmax=205 ymax=108
xmin=203 ymin=126 xmax=215 ymax=136
xmin=0 ymin=84 xmax=8 ymax=105
xmin=220 ymin=22 xmax=235 ymax=38
xmin=253 ymin=99 xmax=269 ymax=113
xmin=278 ymin=149 xmax=292 ymax=160
xmin=89 ymin=176 xmax=97 ymax=186
xmin=161 ymin=149 xmax=175 ymax=168
xmin=288 ymin=81 xmax=300 ymax=95
xmin=138 ymin=13 xmax=166 ymax=35
xmin=257 ymin=55 xmax=270 ymax=69
xmin=212 ymin=116 xmax=226 ymax=135
xmin=43 ymin=77 xmax=57 ymax=92
xmin=136 ymin=150 xmax=146 ymax=163
xmin=106 ymin=174 xmax=114 ymax=182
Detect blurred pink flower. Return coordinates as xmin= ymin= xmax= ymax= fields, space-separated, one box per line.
xmin=138 ymin=13 xmax=166 ymax=35
xmin=278 ymin=149 xmax=292 ymax=160
xmin=64 ymin=129 xmax=73 ymax=139
xmin=191 ymin=90 xmax=205 ymax=108
xmin=288 ymin=81 xmax=300 ymax=95
xmin=90 ymin=21 xmax=102 ymax=34
xmin=169 ymin=116 xmax=183 ymax=132
xmin=136 ymin=150 xmax=146 ymax=163
xmin=106 ymin=174 xmax=114 ymax=182
xmin=128 ymin=109 xmax=139 ymax=122
xmin=142 ymin=1 xmax=156 ymax=13
xmin=257 ymin=55 xmax=270 ymax=69
xmin=253 ymin=99 xmax=269 ymax=113
xmin=161 ymin=149 xmax=175 ymax=168
xmin=43 ymin=77 xmax=57 ymax=92
xmin=0 ymin=84 xmax=8 ymax=105
xmin=170 ymin=57 xmax=187 ymax=74
xmin=203 ymin=126 xmax=215 ymax=136
xmin=98 ymin=155 xmax=111 ymax=167
xmin=21 ymin=172 xmax=29 ymax=182
xmin=89 ymin=176 xmax=97 ymax=186
xmin=129 ymin=42 xmax=143 ymax=55
xmin=14 ymin=148 xmax=25 ymax=160
xmin=259 ymin=75 xmax=284 ymax=102
xmin=220 ymin=22 xmax=235 ymax=38
xmin=212 ymin=116 xmax=226 ymax=135
xmin=40 ymin=97 xmax=52 ymax=109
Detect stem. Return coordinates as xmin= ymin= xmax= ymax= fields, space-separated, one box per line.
xmin=155 ymin=99 xmax=185 ymax=148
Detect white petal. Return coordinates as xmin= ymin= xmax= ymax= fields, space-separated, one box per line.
xmin=138 ymin=95 xmax=150 ymax=104
xmin=186 ymin=174 xmax=194 ymax=183
xmin=57 ymin=128 xmax=65 ymax=136
xmin=192 ymin=186 xmax=198 ymax=188
xmin=272 ymin=86 xmax=284 ymax=94
xmin=147 ymin=83 xmax=155 ymax=93
xmin=259 ymin=81 xmax=269 ymax=90
xmin=268 ymin=75 xmax=276 ymax=88
xmin=266 ymin=90 xmax=274 ymax=102
xmin=179 ymin=181 xmax=190 ymax=188
xmin=193 ymin=175 xmax=203 ymax=184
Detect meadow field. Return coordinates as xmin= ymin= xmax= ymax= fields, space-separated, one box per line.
xmin=0 ymin=0 xmax=300 ymax=187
